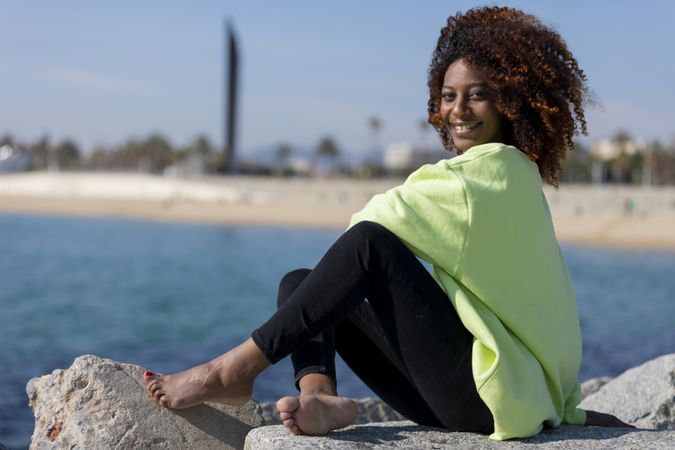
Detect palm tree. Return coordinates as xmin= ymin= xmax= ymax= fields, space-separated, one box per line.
xmin=315 ymin=136 xmax=339 ymax=161
xmin=368 ymin=116 xmax=381 ymax=135
xmin=55 ymin=139 xmax=81 ymax=170
xmin=418 ymin=118 xmax=431 ymax=152
xmin=275 ymin=142 xmax=292 ymax=175
xmin=367 ymin=116 xmax=382 ymax=153
xmin=610 ymin=130 xmax=633 ymax=183
xmin=276 ymin=143 xmax=292 ymax=165
xmin=193 ymin=135 xmax=214 ymax=156
xmin=0 ymin=133 xmax=13 ymax=147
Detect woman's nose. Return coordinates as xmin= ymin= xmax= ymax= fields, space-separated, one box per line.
xmin=452 ymin=96 xmax=471 ymax=117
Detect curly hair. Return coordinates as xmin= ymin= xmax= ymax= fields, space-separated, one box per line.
xmin=427 ymin=6 xmax=589 ymax=186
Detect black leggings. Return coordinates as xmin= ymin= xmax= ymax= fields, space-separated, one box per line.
xmin=251 ymin=221 xmax=493 ymax=433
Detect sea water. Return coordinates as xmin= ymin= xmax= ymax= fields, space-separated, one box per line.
xmin=1 ymin=213 xmax=674 ymax=449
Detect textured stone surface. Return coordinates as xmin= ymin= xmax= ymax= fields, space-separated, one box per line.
xmin=26 ymin=353 xmax=675 ymax=449
xmin=260 ymin=397 xmax=405 ymax=425
xmin=244 ymin=422 xmax=675 ymax=449
xmin=248 ymin=354 xmax=675 ymax=449
xmin=580 ymin=376 xmax=613 ymax=399
xmin=26 ymin=355 xmax=263 ymax=450
xmin=580 ymin=353 xmax=675 ymax=429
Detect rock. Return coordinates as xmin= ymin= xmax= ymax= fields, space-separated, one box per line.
xmin=247 ymin=354 xmax=675 ymax=449
xmin=26 ymin=355 xmax=263 ymax=449
xmin=257 ymin=376 xmax=639 ymax=426
xmin=352 ymin=397 xmax=407 ymax=424
xmin=244 ymin=422 xmax=675 ymax=449
xmin=260 ymin=397 xmax=405 ymax=425
xmin=259 ymin=401 xmax=280 ymax=425
xmin=580 ymin=376 xmax=613 ymax=399
xmin=26 ymin=353 xmax=675 ymax=449
xmin=580 ymin=353 xmax=675 ymax=429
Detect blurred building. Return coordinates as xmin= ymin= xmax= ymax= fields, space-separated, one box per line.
xmin=164 ymin=153 xmax=207 ymax=178
xmin=287 ymin=157 xmax=312 ymax=176
xmin=590 ymin=139 xmax=646 ymax=160
xmin=590 ymin=138 xmax=647 ymax=185
xmin=383 ymin=142 xmax=452 ymax=176
xmin=0 ymin=144 xmax=32 ymax=173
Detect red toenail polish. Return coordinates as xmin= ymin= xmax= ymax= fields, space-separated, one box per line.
xmin=145 ymin=371 xmax=154 ymax=376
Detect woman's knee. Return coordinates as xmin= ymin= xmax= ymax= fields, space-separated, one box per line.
xmin=277 ymin=268 xmax=311 ymax=308
xmin=343 ymin=221 xmax=411 ymax=264
xmin=346 ymin=221 xmax=399 ymax=246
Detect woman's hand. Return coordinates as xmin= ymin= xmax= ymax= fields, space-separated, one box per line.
xmin=584 ymin=410 xmax=636 ymax=428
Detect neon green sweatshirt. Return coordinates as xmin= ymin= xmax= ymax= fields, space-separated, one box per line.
xmin=349 ymin=143 xmax=586 ymax=440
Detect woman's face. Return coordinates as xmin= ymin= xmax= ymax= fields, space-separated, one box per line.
xmin=440 ymin=58 xmax=504 ymax=152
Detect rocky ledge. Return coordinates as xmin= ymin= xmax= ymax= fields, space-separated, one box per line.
xmin=25 ymin=355 xmax=263 ymax=449
xmin=246 ymin=422 xmax=675 ymax=449
xmin=24 ymin=353 xmax=675 ymax=449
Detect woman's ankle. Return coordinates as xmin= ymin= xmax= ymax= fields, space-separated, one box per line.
xmin=211 ymin=338 xmax=270 ymax=386
xmin=239 ymin=338 xmax=272 ymax=374
xmin=298 ymin=373 xmax=337 ymax=396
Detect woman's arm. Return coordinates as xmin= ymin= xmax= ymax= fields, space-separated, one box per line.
xmin=584 ymin=410 xmax=636 ymax=428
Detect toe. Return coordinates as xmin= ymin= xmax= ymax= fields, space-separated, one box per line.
xmin=147 ymin=380 xmax=162 ymax=395
xmin=153 ymin=389 xmax=166 ymax=402
xmin=290 ymin=425 xmax=303 ymax=435
xmin=276 ymin=396 xmax=300 ymax=414
xmin=283 ymin=418 xmax=295 ymax=428
xmin=150 ymin=380 xmax=163 ymax=394
xmin=279 ymin=412 xmax=292 ymax=421
xmin=144 ymin=371 xmax=158 ymax=383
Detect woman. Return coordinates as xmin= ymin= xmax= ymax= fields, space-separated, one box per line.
xmin=144 ymin=6 xmax=633 ymax=440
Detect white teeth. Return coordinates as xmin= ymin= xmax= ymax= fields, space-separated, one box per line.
xmin=453 ymin=122 xmax=479 ymax=132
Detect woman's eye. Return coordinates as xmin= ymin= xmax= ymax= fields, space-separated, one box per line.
xmin=442 ymin=92 xmax=455 ymax=101
xmin=470 ymin=91 xmax=486 ymax=99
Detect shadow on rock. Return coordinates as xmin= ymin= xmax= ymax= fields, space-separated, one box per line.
xmin=174 ymin=403 xmax=255 ymax=449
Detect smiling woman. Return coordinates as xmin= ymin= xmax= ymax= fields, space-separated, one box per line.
xmin=141 ymin=6 xmax=633 ymax=442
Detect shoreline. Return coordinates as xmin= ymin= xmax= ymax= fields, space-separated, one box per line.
xmin=1 ymin=172 xmax=675 ymax=251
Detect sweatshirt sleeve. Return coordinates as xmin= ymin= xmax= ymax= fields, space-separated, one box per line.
xmin=562 ymin=380 xmax=587 ymax=425
xmin=348 ymin=162 xmax=469 ymax=274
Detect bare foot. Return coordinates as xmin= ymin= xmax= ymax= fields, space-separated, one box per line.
xmin=276 ymin=394 xmax=357 ymax=435
xmin=143 ymin=338 xmax=269 ymax=409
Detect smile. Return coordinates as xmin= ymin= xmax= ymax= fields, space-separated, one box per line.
xmin=451 ymin=121 xmax=481 ymax=134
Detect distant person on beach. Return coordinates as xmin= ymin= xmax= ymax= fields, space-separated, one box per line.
xmin=144 ymin=6 xmax=633 ymax=439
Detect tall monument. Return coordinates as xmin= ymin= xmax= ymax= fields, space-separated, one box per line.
xmin=223 ymin=21 xmax=239 ymax=173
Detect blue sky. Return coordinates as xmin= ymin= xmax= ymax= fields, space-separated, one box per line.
xmin=2 ymin=1 xmax=674 ymax=157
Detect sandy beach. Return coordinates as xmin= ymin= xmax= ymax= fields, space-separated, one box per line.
xmin=1 ymin=172 xmax=674 ymax=250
